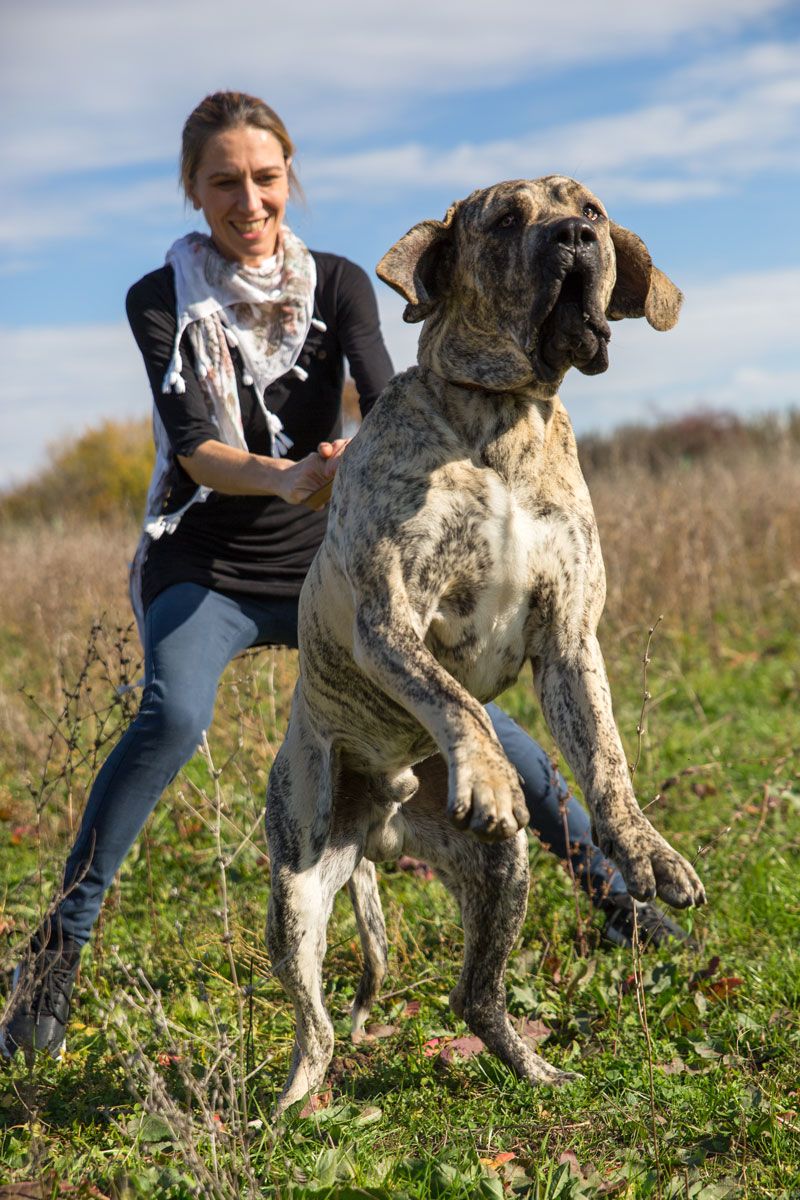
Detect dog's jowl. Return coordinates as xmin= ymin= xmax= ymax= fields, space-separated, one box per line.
xmin=265 ymin=175 xmax=706 ymax=1110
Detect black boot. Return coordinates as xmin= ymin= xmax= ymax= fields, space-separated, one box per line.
xmin=1 ymin=932 xmax=82 ymax=1063
xmin=600 ymin=894 xmax=697 ymax=951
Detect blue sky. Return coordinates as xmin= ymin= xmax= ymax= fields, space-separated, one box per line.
xmin=1 ymin=0 xmax=799 ymax=486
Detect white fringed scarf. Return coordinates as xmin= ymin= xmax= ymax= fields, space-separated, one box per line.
xmin=129 ymin=226 xmax=322 ymax=640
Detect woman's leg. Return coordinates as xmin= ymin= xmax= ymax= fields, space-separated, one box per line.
xmin=2 ymin=586 xmax=304 ymax=1060
xmin=485 ymin=703 xmax=626 ymax=903
xmin=56 ymin=584 xmax=267 ymax=946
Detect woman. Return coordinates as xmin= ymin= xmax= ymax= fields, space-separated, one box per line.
xmin=1 ymin=92 xmax=688 ymax=1063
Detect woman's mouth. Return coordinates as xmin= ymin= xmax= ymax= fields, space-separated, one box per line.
xmin=231 ymin=217 xmax=269 ymax=238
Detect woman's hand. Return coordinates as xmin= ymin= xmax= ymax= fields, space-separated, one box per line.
xmin=177 ymin=438 xmax=351 ymax=509
xmin=273 ymin=439 xmax=350 ymax=509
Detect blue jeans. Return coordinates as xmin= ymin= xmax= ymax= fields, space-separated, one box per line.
xmin=57 ymin=583 xmax=624 ymax=946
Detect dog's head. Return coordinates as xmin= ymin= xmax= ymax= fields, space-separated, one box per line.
xmin=377 ymin=176 xmax=682 ymax=395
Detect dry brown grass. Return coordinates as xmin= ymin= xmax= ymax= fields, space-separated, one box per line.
xmin=589 ymin=443 xmax=800 ymax=636
xmin=1 ymin=430 xmax=798 ymax=813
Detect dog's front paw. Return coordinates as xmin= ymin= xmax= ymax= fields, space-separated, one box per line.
xmin=448 ymin=746 xmax=530 ymax=841
xmin=597 ymin=813 xmax=706 ymax=909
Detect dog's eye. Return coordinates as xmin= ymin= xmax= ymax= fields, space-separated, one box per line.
xmin=493 ymin=211 xmax=520 ymax=231
xmin=583 ymin=203 xmax=601 ymax=222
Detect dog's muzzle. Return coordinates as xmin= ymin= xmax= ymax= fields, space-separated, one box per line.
xmin=528 ymin=218 xmax=611 ymax=383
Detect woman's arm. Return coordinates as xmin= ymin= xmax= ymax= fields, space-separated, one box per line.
xmin=128 ymin=269 xmax=347 ymax=510
xmin=178 ymin=438 xmax=347 ymax=509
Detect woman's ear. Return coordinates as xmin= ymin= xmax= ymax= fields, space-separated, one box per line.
xmin=376 ymin=205 xmax=457 ymax=323
xmin=608 ymin=221 xmax=683 ymax=331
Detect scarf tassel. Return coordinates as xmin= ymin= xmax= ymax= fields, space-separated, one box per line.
xmin=273 ymin=430 xmax=294 ymax=457
xmin=162 ymin=343 xmax=187 ymax=394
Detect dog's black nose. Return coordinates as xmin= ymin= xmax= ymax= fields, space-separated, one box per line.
xmin=549 ymin=217 xmax=598 ymax=250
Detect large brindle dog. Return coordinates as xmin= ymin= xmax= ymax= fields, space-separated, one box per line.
xmin=265 ymin=176 xmax=706 ymax=1109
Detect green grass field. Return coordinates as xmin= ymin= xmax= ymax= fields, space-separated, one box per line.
xmin=1 ymin=428 xmax=799 ymax=1199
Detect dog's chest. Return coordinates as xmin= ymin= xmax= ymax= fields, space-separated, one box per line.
xmin=420 ymin=472 xmax=588 ymax=699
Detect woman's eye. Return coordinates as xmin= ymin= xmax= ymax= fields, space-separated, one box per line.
xmin=583 ymin=203 xmax=601 ymax=221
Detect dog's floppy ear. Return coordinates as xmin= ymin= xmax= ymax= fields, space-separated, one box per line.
xmin=376 ymin=205 xmax=456 ymax=323
xmin=608 ymin=222 xmax=683 ymax=331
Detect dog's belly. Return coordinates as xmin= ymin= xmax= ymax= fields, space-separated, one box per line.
xmin=423 ymin=482 xmax=578 ymax=699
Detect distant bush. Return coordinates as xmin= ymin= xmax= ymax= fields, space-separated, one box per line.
xmin=4 ymin=402 xmax=799 ymax=525
xmin=0 ymin=380 xmax=367 ymax=526
xmin=0 ymin=418 xmax=154 ymax=524
xmin=578 ymin=408 xmax=800 ymax=478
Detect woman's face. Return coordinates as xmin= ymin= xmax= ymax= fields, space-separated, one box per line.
xmin=190 ymin=125 xmax=290 ymax=266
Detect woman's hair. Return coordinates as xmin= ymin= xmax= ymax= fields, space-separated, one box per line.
xmin=180 ymin=91 xmax=302 ymax=199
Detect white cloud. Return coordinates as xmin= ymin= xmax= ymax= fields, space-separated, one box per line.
xmin=302 ymin=39 xmax=800 ymax=204
xmin=9 ymin=26 xmax=795 ymax=255
xmin=0 ymin=177 xmax=186 ymax=251
xmin=2 ymin=264 xmax=798 ymax=489
xmin=1 ymin=0 xmax=790 ymax=185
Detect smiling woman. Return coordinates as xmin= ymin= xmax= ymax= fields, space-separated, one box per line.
xmin=180 ymin=94 xmax=300 ymax=268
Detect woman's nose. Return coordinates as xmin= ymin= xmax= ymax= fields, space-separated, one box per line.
xmin=239 ymin=179 xmax=262 ymax=212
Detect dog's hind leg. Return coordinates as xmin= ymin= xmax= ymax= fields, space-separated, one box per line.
xmin=268 ymin=848 xmax=362 ymax=1111
xmin=266 ymin=721 xmax=361 ymax=1111
xmin=445 ymin=839 xmax=576 ymax=1087
xmin=347 ymin=859 xmax=388 ymax=1038
xmin=403 ymin=758 xmax=577 ymax=1089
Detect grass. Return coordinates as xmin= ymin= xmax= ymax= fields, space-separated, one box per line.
xmin=1 ymin=431 xmax=799 ymax=1199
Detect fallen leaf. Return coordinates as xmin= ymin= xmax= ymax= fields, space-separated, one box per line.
xmin=690 ymin=956 xmax=721 ymax=988
xmin=404 ymin=1000 xmax=421 ymax=1017
xmin=542 ymin=953 xmax=562 ymax=983
xmin=658 ymin=1056 xmax=688 ymax=1075
xmin=365 ymin=1024 xmax=398 ymax=1039
xmin=422 ymin=1038 xmax=443 ymax=1057
xmin=352 ymin=1023 xmax=397 ymax=1044
xmin=558 ymin=1150 xmax=582 ymax=1176
xmin=517 ymin=1018 xmax=550 ymax=1044
xmin=479 ymin=1151 xmax=516 ymax=1170
xmin=396 ymin=855 xmax=435 ymax=881
xmin=156 ymin=1052 xmax=182 ymax=1066
xmin=9 ymin=825 xmax=35 ymax=846
xmin=707 ymin=977 xmax=744 ymax=999
xmin=439 ymin=1035 xmax=485 ymax=1063
xmin=353 ymin=1105 xmax=383 ymax=1127
xmin=299 ymin=1089 xmax=332 ymax=1117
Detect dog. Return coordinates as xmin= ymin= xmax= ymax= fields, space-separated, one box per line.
xmin=265 ymin=175 xmax=706 ymax=1110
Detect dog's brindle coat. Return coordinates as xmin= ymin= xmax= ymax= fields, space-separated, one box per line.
xmin=266 ymin=176 xmax=706 ymax=1109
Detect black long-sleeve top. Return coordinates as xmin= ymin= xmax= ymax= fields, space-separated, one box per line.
xmin=126 ymin=251 xmax=394 ymax=612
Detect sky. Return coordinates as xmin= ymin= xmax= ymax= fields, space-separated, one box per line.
xmin=1 ymin=0 xmax=799 ymax=487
